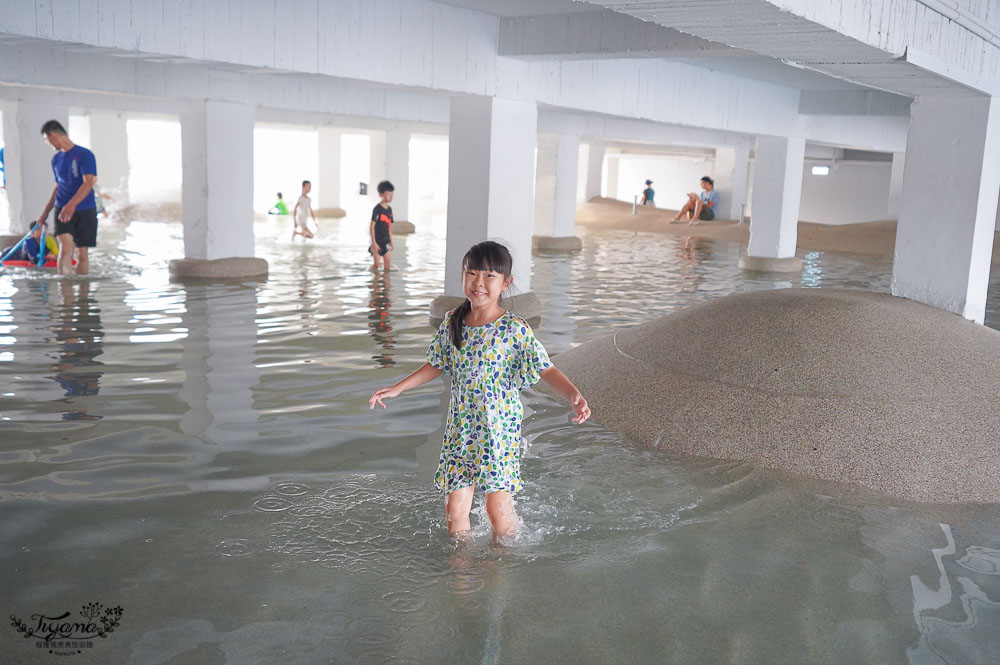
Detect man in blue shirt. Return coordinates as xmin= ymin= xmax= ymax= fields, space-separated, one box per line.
xmin=671 ymin=175 xmax=720 ymax=225
xmin=36 ymin=120 xmax=98 ymax=275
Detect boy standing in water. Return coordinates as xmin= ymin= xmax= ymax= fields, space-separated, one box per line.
xmin=292 ymin=180 xmax=316 ymax=239
xmin=368 ymin=180 xmax=394 ymax=271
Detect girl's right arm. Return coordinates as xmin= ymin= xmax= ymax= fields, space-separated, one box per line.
xmin=369 ymin=362 xmax=442 ymax=409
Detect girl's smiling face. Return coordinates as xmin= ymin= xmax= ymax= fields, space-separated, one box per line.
xmin=463 ymin=268 xmax=511 ymax=307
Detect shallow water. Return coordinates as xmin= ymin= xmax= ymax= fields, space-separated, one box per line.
xmin=1 ymin=215 xmax=999 ymax=664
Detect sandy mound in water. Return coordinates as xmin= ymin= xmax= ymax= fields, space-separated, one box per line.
xmin=575 ymin=197 xmax=1000 ymax=261
xmin=546 ymin=289 xmax=1000 ymax=504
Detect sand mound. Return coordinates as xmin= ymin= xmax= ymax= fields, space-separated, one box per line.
xmin=547 ymin=289 xmax=1000 ymax=504
xmin=575 ymin=198 xmax=1000 ymax=262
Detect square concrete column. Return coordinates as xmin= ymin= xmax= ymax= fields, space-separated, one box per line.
xmin=87 ymin=109 xmax=129 ymax=203
xmin=0 ymin=100 xmax=68 ymax=234
xmin=605 ymin=155 xmax=620 ymax=201
xmin=892 ymin=95 xmax=1000 ymax=323
xmin=533 ymin=133 xmax=582 ymax=251
xmin=384 ymin=130 xmax=411 ymax=225
xmin=368 ymin=130 xmax=386 ymax=197
xmin=584 ymin=141 xmax=605 ymax=201
xmin=316 ymin=127 xmax=343 ymax=216
xmin=886 ymin=151 xmax=905 ymax=221
xmin=171 ymin=100 xmax=266 ymax=278
xmin=431 ymin=96 xmax=539 ymax=321
xmin=742 ymin=135 xmax=805 ymax=272
xmin=714 ymin=144 xmax=751 ymax=221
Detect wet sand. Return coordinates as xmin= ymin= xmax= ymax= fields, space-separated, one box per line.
xmin=546 ymin=288 xmax=1000 ymax=505
xmin=577 ymin=197 xmax=1000 ymax=262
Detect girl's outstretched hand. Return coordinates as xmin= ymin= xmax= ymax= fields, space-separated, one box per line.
xmin=370 ymin=385 xmax=401 ymax=409
xmin=571 ymin=393 xmax=591 ymax=424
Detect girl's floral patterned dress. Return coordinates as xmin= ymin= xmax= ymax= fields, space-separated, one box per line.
xmin=425 ymin=310 xmax=552 ymax=494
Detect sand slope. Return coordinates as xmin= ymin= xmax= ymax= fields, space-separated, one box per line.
xmin=545 ymin=289 xmax=1000 ymax=504
xmin=576 ymin=197 xmax=1000 ymax=261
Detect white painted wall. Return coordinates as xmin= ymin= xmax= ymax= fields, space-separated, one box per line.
xmin=127 ymin=118 xmax=182 ymax=204
xmin=798 ymin=161 xmax=892 ymax=225
xmin=610 ymin=154 xmax=715 ymax=211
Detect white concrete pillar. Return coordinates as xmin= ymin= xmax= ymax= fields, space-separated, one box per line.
xmin=87 ymin=109 xmax=129 ymax=203
xmin=432 ymin=96 xmax=539 ymax=319
xmin=533 ymin=134 xmax=581 ymax=238
xmin=714 ymin=144 xmax=752 ymax=220
xmin=384 ymin=130 xmax=410 ymax=222
xmin=317 ymin=127 xmax=342 ymax=212
xmin=585 ymin=141 xmax=605 ymax=200
xmin=743 ymin=136 xmax=805 ymax=272
xmin=886 ymin=151 xmax=905 ymax=221
xmin=892 ymin=95 xmax=1000 ymax=323
xmin=606 ymin=156 xmax=620 ymax=201
xmin=368 ymin=130 xmax=386 ymax=198
xmin=0 ymin=100 xmax=69 ymax=234
xmin=179 ymin=100 xmax=255 ymax=261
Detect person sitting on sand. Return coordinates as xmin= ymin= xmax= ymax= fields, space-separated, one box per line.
xmin=671 ymin=176 xmax=719 ymax=225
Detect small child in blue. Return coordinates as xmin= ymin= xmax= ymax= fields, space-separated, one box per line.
xmin=370 ymin=241 xmax=590 ymax=539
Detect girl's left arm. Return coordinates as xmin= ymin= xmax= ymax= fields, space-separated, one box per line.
xmin=540 ymin=366 xmax=591 ymax=424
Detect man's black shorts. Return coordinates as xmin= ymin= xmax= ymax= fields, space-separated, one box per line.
xmin=53 ymin=207 xmax=98 ymax=247
xmin=698 ymin=207 xmax=715 ymax=221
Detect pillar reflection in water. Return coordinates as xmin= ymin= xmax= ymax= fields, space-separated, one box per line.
xmin=368 ymin=271 xmax=396 ymax=368
xmin=179 ymin=284 xmax=260 ymax=442
xmin=908 ymin=523 xmax=1000 ymax=664
xmin=677 ymin=235 xmax=710 ymax=293
xmin=52 ymin=281 xmax=104 ymax=420
xmin=530 ymin=253 xmax=577 ymax=355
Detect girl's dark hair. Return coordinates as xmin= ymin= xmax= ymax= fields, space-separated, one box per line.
xmin=448 ymin=241 xmax=513 ymax=349
xmin=701 ymin=176 xmax=714 ymax=186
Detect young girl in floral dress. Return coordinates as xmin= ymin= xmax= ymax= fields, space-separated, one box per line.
xmin=369 ymin=241 xmax=590 ymax=539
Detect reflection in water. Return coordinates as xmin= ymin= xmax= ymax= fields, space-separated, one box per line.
xmin=368 ymin=271 xmax=395 ymax=368
xmin=51 ymin=281 xmax=104 ymax=420
xmin=908 ymin=523 xmax=1000 ymax=665
xmin=677 ymin=235 xmax=710 ymax=293
xmin=179 ymin=285 xmax=261 ymax=442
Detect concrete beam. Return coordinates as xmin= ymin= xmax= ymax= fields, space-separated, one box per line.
xmin=588 ymin=0 xmax=994 ymax=97
xmin=499 ymin=11 xmax=742 ymax=60
xmin=799 ymin=90 xmax=910 ymax=116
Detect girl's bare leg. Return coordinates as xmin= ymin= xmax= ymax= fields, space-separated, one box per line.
xmin=445 ymin=486 xmax=475 ymax=536
xmin=485 ymin=491 xmax=517 ymax=539
xmin=383 ymin=249 xmax=391 ymax=272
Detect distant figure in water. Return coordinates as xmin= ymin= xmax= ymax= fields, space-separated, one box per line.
xmin=369 ymin=241 xmax=591 ymax=542
xmin=269 ymin=192 xmax=289 ymax=216
xmin=672 ymin=175 xmax=719 ymax=225
xmin=640 ymin=179 xmax=655 ymax=206
xmin=292 ymin=181 xmax=316 ymax=239
xmin=368 ymin=180 xmax=395 ymax=271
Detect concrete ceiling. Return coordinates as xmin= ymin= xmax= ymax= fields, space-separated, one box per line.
xmin=433 ymin=0 xmax=892 ymax=94
xmin=430 ymin=0 xmax=606 ymax=18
